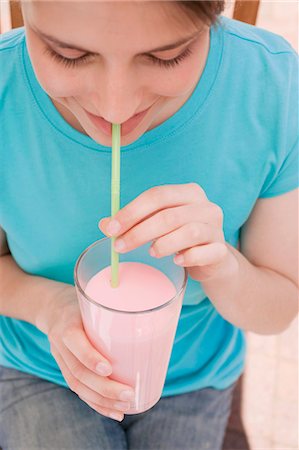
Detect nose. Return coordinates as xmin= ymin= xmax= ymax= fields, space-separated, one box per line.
xmin=93 ymin=63 xmax=140 ymax=124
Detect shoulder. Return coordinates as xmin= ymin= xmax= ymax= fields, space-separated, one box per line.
xmin=0 ymin=26 xmax=25 ymax=52
xmin=0 ymin=27 xmax=25 ymax=74
xmin=219 ymin=16 xmax=296 ymax=56
xmin=214 ymin=18 xmax=298 ymax=194
xmin=218 ymin=16 xmax=298 ymax=83
xmin=0 ymin=28 xmax=25 ymax=103
xmin=218 ymin=16 xmax=298 ymax=139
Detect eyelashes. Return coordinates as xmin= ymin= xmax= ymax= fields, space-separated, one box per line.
xmin=43 ymin=46 xmax=193 ymax=70
xmin=43 ymin=47 xmax=93 ymax=69
xmin=148 ymin=47 xmax=193 ymax=69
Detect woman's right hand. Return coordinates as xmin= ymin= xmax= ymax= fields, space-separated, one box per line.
xmin=36 ymin=284 xmax=134 ymax=422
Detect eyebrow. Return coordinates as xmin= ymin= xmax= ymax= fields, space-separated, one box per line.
xmin=33 ymin=28 xmax=201 ymax=54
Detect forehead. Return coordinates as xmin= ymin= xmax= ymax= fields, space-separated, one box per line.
xmin=23 ymin=1 xmax=200 ymax=53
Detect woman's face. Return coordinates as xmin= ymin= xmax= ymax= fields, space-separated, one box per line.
xmin=22 ymin=1 xmax=210 ymax=146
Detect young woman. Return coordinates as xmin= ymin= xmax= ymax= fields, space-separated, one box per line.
xmin=0 ymin=1 xmax=298 ymax=449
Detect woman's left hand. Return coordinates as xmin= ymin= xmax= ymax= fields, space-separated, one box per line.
xmin=99 ymin=183 xmax=233 ymax=282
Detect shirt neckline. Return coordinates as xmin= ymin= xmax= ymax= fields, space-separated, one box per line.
xmin=22 ymin=19 xmax=224 ymax=153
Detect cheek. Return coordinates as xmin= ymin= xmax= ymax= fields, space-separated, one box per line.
xmin=34 ymin=60 xmax=80 ymax=98
xmin=27 ymin=42 xmax=83 ymax=98
xmin=152 ymin=63 xmax=201 ymax=98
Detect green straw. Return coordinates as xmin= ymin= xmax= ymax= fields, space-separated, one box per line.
xmin=111 ymin=123 xmax=121 ymax=288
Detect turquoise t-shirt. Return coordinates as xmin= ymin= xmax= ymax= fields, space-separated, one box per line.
xmin=1 ymin=17 xmax=298 ymax=396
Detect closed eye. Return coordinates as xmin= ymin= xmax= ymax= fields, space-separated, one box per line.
xmin=43 ymin=46 xmax=194 ymax=70
xmin=146 ymin=47 xmax=193 ymax=69
xmin=43 ymin=47 xmax=94 ymax=68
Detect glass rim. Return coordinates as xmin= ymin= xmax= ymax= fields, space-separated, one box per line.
xmin=74 ymin=237 xmax=188 ymax=315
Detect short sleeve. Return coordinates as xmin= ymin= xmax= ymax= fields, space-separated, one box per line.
xmin=259 ymin=137 xmax=299 ymax=198
xmin=259 ymin=51 xmax=299 ymax=198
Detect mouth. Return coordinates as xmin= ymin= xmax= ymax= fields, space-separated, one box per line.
xmin=84 ymin=105 xmax=152 ymax=137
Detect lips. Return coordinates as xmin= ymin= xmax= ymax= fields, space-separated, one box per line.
xmin=84 ymin=106 xmax=151 ymax=136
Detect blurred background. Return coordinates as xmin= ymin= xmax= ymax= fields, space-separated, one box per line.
xmin=0 ymin=1 xmax=298 ymax=449
xmin=223 ymin=4 xmax=298 ymax=449
xmin=224 ymin=0 xmax=298 ymax=50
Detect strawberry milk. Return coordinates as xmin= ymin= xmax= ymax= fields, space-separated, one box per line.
xmin=81 ymin=261 xmax=182 ymax=414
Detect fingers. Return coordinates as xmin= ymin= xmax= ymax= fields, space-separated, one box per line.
xmin=62 ymin=326 xmax=112 ymax=376
xmin=52 ymin=342 xmax=134 ymax=401
xmin=110 ymin=204 xmax=204 ymax=254
xmin=99 ymin=183 xmax=207 ymax=237
xmin=150 ymin=222 xmax=223 ymax=259
xmin=100 ymin=202 xmax=222 ymax=254
xmin=175 ymin=242 xmax=229 ymax=267
xmin=47 ymin=299 xmax=135 ymax=420
xmin=80 ymin=397 xmax=125 ymax=422
xmin=51 ymin=346 xmax=130 ymax=421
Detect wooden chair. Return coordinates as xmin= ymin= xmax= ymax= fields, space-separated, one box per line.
xmin=1 ymin=1 xmax=260 ymax=33
xmin=233 ymin=0 xmax=260 ymax=25
xmin=9 ymin=0 xmax=23 ymax=29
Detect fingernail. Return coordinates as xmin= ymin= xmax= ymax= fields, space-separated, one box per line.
xmin=98 ymin=217 xmax=108 ymax=229
xmin=119 ymin=390 xmax=135 ymax=401
xmin=149 ymin=246 xmax=156 ymax=257
xmin=114 ymin=239 xmax=126 ymax=252
xmin=174 ymin=255 xmax=184 ymax=265
xmin=107 ymin=220 xmax=121 ymax=236
xmin=96 ymin=362 xmax=112 ymax=376
xmin=109 ymin=412 xmax=124 ymax=422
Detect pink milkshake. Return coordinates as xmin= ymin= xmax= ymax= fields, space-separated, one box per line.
xmin=82 ymin=262 xmax=179 ymax=413
xmin=75 ymin=238 xmax=187 ymax=414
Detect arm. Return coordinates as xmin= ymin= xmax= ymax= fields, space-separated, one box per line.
xmin=0 ymin=227 xmax=134 ymax=420
xmin=201 ymin=189 xmax=299 ymax=335
xmin=0 ymin=253 xmax=73 ymax=328
xmin=99 ymin=183 xmax=298 ymax=336
xmin=0 ymin=227 xmax=72 ymax=328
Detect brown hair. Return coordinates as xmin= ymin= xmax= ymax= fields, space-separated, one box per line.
xmin=177 ymin=1 xmax=225 ymax=26
xmin=16 ymin=1 xmax=225 ymax=30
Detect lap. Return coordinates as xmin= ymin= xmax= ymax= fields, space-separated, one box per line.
xmin=0 ymin=366 xmax=235 ymax=450
xmin=124 ymin=383 xmax=235 ymax=450
xmin=0 ymin=366 xmax=126 ymax=450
